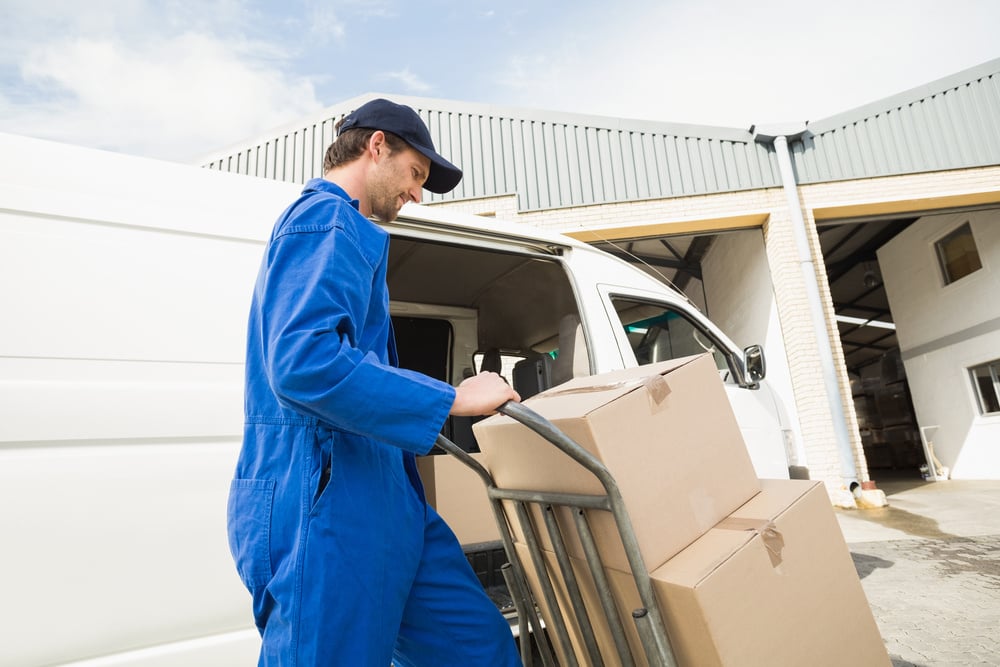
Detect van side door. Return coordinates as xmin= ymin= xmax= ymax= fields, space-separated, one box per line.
xmin=598 ymin=285 xmax=791 ymax=478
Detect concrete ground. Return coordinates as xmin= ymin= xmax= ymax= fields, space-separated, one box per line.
xmin=835 ymin=476 xmax=1000 ymax=666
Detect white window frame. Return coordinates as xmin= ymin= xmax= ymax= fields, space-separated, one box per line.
xmin=970 ymin=359 xmax=1000 ymax=416
xmin=934 ymin=221 xmax=982 ymax=286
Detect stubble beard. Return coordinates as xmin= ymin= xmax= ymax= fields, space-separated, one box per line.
xmin=367 ymin=161 xmax=405 ymax=222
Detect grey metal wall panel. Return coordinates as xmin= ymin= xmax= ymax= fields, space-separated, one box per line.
xmin=201 ymin=61 xmax=999 ymax=209
xmin=791 ymin=58 xmax=1000 ymax=183
xmin=200 ymin=94 xmax=781 ymax=211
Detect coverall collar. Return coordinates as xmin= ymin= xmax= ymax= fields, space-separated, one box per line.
xmin=304 ymin=177 xmax=361 ymax=211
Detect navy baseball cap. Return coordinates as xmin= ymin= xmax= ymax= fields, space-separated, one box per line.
xmin=338 ymin=98 xmax=463 ymax=194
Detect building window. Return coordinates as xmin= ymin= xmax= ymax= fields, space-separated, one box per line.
xmin=935 ymin=222 xmax=982 ymax=285
xmin=970 ymin=360 xmax=1000 ymax=416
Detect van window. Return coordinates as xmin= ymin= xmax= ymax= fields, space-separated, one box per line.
xmin=611 ymin=297 xmax=727 ymax=370
xmin=392 ymin=316 xmax=453 ymax=382
xmin=473 ymin=351 xmax=526 ymax=382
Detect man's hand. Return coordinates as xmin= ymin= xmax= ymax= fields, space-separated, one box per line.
xmin=450 ymin=372 xmax=521 ymax=416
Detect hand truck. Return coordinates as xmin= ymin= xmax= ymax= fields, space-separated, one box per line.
xmin=434 ymin=401 xmax=680 ymax=667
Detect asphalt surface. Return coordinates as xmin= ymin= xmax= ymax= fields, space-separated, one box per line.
xmin=835 ymin=477 xmax=1000 ymax=666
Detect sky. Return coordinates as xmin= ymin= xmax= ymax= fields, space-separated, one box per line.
xmin=1 ymin=0 xmax=998 ymax=164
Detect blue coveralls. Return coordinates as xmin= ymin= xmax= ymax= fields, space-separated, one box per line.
xmin=226 ymin=178 xmax=521 ymax=666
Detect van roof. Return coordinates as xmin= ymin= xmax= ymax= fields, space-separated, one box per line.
xmin=393 ymin=201 xmax=580 ymax=255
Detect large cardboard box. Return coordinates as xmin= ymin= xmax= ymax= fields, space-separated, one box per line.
xmin=515 ymin=480 xmax=890 ymax=667
xmin=474 ymin=354 xmax=760 ymax=572
xmin=416 ymin=452 xmax=500 ymax=545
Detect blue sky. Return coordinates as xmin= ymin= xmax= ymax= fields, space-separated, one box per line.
xmin=2 ymin=0 xmax=998 ymax=163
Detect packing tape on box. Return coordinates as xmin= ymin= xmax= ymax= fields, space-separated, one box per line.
xmin=642 ymin=374 xmax=671 ymax=409
xmin=542 ymin=375 xmax=672 ymax=410
xmin=543 ymin=380 xmax=635 ymax=396
xmin=716 ymin=517 xmax=785 ymax=567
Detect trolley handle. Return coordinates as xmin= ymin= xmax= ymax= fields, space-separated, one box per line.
xmin=435 ymin=400 xmax=624 ymax=501
xmin=497 ymin=403 xmax=676 ymax=667
xmin=495 ymin=400 xmax=622 ymax=497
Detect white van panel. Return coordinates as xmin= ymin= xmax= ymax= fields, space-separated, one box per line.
xmin=722 ymin=383 xmax=793 ymax=478
xmin=0 ymin=358 xmax=242 ymax=441
xmin=0 ymin=135 xmax=290 ymax=666
xmin=0 ymin=205 xmax=261 ymax=362
xmin=62 ymin=630 xmax=260 ymax=667
xmin=0 ymin=440 xmax=251 ymax=665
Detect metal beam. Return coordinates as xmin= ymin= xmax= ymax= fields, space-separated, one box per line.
xmin=658 ymin=239 xmax=685 ymax=262
xmin=598 ymin=246 xmax=699 ymax=275
xmin=824 ymin=219 xmax=916 ymax=284
xmin=672 ymin=236 xmax=714 ymax=292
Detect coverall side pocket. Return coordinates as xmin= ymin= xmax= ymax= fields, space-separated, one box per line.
xmin=309 ymin=429 xmax=334 ymax=515
xmin=227 ymin=478 xmax=276 ymax=590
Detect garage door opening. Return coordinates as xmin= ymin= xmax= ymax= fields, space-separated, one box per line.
xmin=818 ymin=217 xmax=928 ymax=481
xmin=589 ymin=234 xmax=714 ymax=313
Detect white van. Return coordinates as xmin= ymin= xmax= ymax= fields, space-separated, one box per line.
xmin=0 ymin=132 xmax=795 ymax=666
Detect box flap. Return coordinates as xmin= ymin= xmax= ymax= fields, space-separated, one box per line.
xmin=651 ymin=529 xmax=754 ymax=589
xmin=729 ymin=479 xmax=818 ymax=522
xmin=495 ymin=354 xmax=707 ymax=423
xmin=653 ymin=480 xmax=823 ymax=588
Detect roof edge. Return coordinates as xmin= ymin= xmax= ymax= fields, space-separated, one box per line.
xmin=196 ymin=91 xmax=759 ymax=166
xmin=193 ymin=92 xmax=379 ymax=166
xmin=807 ymin=57 xmax=1000 ymax=134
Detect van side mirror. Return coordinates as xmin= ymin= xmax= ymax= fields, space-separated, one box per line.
xmin=744 ymin=344 xmax=766 ymax=384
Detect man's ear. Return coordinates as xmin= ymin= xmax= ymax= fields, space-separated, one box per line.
xmin=368 ymin=130 xmax=386 ymax=162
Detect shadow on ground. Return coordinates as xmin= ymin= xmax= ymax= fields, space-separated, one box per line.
xmin=851 ymin=551 xmax=894 ymax=579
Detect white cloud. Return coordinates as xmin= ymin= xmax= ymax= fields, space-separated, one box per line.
xmin=340 ymin=0 xmax=398 ymax=20
xmin=305 ymin=3 xmax=346 ymax=42
xmin=0 ymin=0 xmax=335 ymax=161
xmin=2 ymin=31 xmax=323 ymax=161
xmin=379 ymin=67 xmax=432 ymax=94
xmin=491 ymin=0 xmax=1000 ymax=128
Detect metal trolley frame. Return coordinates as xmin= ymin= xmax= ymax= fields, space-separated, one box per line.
xmin=434 ymin=401 xmax=679 ymax=667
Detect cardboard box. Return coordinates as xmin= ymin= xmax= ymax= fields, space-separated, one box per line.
xmin=514 ymin=480 xmax=890 ymax=667
xmin=416 ymin=452 xmax=500 ymax=546
xmin=474 ymin=354 xmax=760 ymax=572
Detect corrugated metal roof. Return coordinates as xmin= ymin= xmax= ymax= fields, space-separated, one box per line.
xmin=199 ymin=95 xmax=781 ymax=211
xmin=789 ymin=58 xmax=1000 ymax=183
xmin=200 ymin=59 xmax=1000 ymax=209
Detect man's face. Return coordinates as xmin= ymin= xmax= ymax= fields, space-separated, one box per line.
xmin=367 ymin=143 xmax=431 ymax=222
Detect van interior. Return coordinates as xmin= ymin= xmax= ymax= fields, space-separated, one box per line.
xmin=387 ymin=232 xmax=734 ymax=449
xmin=388 ymin=234 xmax=586 ymax=451
xmin=387 ymin=231 xmax=589 ymax=616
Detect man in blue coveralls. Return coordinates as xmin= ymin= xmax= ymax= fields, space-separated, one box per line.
xmin=227 ymin=98 xmax=523 ymax=666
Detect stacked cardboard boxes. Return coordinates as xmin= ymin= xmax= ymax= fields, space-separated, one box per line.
xmin=474 ymin=354 xmax=889 ymax=667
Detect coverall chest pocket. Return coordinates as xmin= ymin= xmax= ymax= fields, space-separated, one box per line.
xmin=227 ymin=478 xmax=276 ymax=590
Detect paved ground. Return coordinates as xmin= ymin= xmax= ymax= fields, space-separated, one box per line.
xmin=835 ymin=477 xmax=1000 ymax=666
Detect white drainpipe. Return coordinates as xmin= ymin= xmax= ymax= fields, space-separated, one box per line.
xmin=755 ymin=125 xmax=859 ymax=489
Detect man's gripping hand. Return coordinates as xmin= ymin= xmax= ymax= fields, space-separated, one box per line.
xmin=449 ymin=372 xmax=521 ymax=417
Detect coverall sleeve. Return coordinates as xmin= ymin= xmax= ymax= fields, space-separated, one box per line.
xmin=257 ymin=200 xmax=455 ymax=454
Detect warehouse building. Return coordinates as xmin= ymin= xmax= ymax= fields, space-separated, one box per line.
xmin=200 ymin=57 xmax=1000 ymax=492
